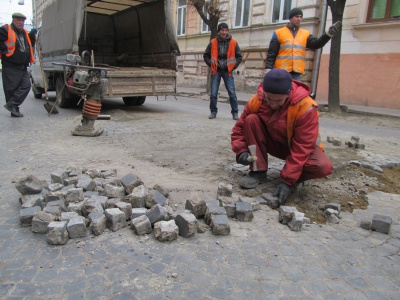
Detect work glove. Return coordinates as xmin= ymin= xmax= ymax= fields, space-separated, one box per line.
xmin=327 ymin=21 xmax=342 ymax=37
xmin=238 ymin=152 xmax=251 ymax=166
xmin=273 ymin=182 xmax=292 ymax=206
xmin=30 ymin=28 xmax=38 ymax=35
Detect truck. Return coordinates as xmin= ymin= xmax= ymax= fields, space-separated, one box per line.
xmin=30 ymin=0 xmax=180 ymax=115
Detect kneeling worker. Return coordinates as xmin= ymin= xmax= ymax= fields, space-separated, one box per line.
xmin=231 ymin=69 xmax=333 ymax=205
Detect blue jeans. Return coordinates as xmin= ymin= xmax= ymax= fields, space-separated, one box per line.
xmin=210 ymin=70 xmax=238 ymax=114
xmin=290 ymin=72 xmax=302 ymax=81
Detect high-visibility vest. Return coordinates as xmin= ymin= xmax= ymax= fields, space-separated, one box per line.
xmin=0 ymin=24 xmax=34 ymax=63
xmin=274 ymin=27 xmax=309 ymax=74
xmin=210 ymin=38 xmax=237 ymax=76
xmin=247 ymin=93 xmax=324 ymax=151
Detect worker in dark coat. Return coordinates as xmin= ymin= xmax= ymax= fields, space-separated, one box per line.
xmin=0 ymin=12 xmax=36 ymax=117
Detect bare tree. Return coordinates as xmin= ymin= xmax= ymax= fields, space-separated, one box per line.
xmin=327 ymin=0 xmax=346 ymax=113
xmin=188 ymin=0 xmax=224 ymax=93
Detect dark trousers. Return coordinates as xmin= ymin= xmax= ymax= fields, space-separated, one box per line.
xmin=2 ymin=67 xmax=31 ymax=108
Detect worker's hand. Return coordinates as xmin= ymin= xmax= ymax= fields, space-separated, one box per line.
xmin=30 ymin=28 xmax=38 ymax=35
xmin=238 ymin=152 xmax=251 ymax=165
xmin=327 ymin=21 xmax=342 ymax=37
xmin=273 ymin=182 xmax=292 ymax=206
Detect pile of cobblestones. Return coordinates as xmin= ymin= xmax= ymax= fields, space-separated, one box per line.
xmin=15 ymin=169 xmax=273 ymax=245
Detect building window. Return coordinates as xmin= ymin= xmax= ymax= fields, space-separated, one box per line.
xmin=272 ymin=0 xmax=292 ymax=23
xmin=177 ymin=0 xmax=186 ymax=36
xmin=367 ymin=0 xmax=400 ymax=22
xmin=201 ymin=0 xmax=210 ymax=33
xmin=234 ymin=0 xmax=250 ymax=28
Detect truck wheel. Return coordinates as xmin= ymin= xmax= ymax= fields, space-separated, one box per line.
xmin=135 ymin=96 xmax=146 ymax=106
xmin=56 ymin=77 xmax=70 ymax=108
xmin=123 ymin=97 xmax=138 ymax=106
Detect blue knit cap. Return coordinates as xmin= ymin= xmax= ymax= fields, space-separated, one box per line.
xmin=263 ymin=69 xmax=293 ymax=94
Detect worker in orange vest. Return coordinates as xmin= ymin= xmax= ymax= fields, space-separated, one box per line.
xmin=204 ymin=23 xmax=242 ymax=120
xmin=265 ymin=8 xmax=342 ymax=81
xmin=0 ymin=12 xmax=36 ymax=117
xmin=231 ymin=69 xmax=333 ymax=205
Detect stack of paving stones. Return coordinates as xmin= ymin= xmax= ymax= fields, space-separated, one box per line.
xmin=360 ymin=214 xmax=393 ymax=234
xmin=318 ymin=202 xmax=342 ymax=224
xmin=16 ymin=170 xmax=263 ymax=245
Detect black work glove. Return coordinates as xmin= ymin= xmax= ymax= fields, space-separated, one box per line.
xmin=273 ymin=182 xmax=292 ymax=206
xmin=238 ymin=152 xmax=251 ymax=165
xmin=327 ymin=21 xmax=342 ymax=37
xmin=30 ymin=28 xmax=38 ymax=35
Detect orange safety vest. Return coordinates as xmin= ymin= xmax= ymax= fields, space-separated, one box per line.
xmin=210 ymin=38 xmax=237 ymax=76
xmin=274 ymin=27 xmax=309 ymax=74
xmin=0 ymin=24 xmax=34 ymax=63
xmin=247 ymin=93 xmax=324 ymax=151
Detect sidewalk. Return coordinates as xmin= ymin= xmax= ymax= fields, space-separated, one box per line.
xmin=177 ymin=86 xmax=400 ymax=119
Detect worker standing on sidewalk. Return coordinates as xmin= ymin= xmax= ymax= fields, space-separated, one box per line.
xmin=0 ymin=12 xmax=36 ymax=117
xmin=231 ymin=69 xmax=333 ymax=206
xmin=264 ymin=7 xmax=342 ymax=81
xmin=204 ymin=23 xmax=242 ymax=120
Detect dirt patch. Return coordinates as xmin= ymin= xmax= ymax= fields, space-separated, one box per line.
xmin=286 ymin=165 xmax=400 ymax=224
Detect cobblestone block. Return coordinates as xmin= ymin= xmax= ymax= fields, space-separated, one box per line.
xmin=235 ymin=201 xmax=254 ymax=222
xmin=131 ymin=208 xmax=147 ymax=219
xmin=131 ymin=215 xmax=152 ymax=236
xmin=288 ymin=211 xmax=304 ymax=231
xmin=326 ymin=203 xmax=341 ymax=214
xmin=64 ymin=188 xmax=84 ymax=204
xmin=154 ymin=220 xmax=179 ymax=242
xmin=146 ymin=204 xmax=169 ymax=226
xmin=262 ymin=192 xmax=280 ymax=209
xmin=222 ymin=203 xmax=235 ymax=218
xmin=69 ymin=169 xmax=82 ymax=177
xmin=47 ymin=221 xmax=69 ymax=245
xmin=32 ymin=211 xmax=55 ymax=233
xmin=63 ymin=177 xmax=78 ymax=187
xmin=67 ymin=201 xmax=84 ymax=215
xmin=67 ymin=217 xmax=87 ymax=239
xmin=43 ymin=200 xmax=67 ymax=216
xmin=15 ymin=175 xmax=43 ymax=195
xmin=104 ymin=184 xmax=125 ymax=199
xmin=360 ymin=220 xmax=371 ymax=230
xmin=45 ymin=192 xmax=63 ymax=204
xmin=279 ymin=206 xmax=298 ymax=225
xmin=120 ymin=173 xmax=143 ymax=194
xmin=82 ymin=198 xmax=104 ymax=217
xmin=48 ymin=183 xmax=64 ymax=192
xmin=204 ymin=201 xmax=226 ymax=225
xmin=371 ymin=214 xmax=392 ymax=234
xmin=51 ymin=171 xmax=70 ymax=184
xmin=89 ymin=212 xmax=106 ymax=236
xmin=211 ymin=214 xmax=230 ymax=235
xmin=254 ymin=196 xmax=268 ymax=205
xmin=217 ymin=182 xmax=232 ymax=197
xmin=124 ymin=184 xmax=150 ymax=208
xmin=104 ymin=197 xmax=120 ymax=209
xmin=20 ymin=206 xmax=41 ymax=226
xmin=175 ymin=212 xmax=198 ymax=237
xmin=100 ymin=169 xmax=117 ymax=178
xmin=105 ymin=208 xmax=127 ymax=232
xmin=185 ymin=198 xmax=206 ymax=218
xmin=238 ymin=196 xmax=260 ymax=211
xmin=21 ymin=194 xmax=44 ymax=209
xmin=115 ymin=202 xmax=132 ymax=220
xmin=146 ymin=190 xmax=168 ymax=208
xmin=153 ymin=184 xmax=169 ymax=197
xmin=76 ymin=175 xmax=96 ymax=191
xmin=89 ymin=195 xmax=108 ymax=209
xmin=324 ymin=208 xmax=339 ymax=218
xmin=61 ymin=212 xmax=80 ymax=222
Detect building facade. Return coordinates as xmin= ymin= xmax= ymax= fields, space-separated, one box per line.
xmin=173 ymin=0 xmax=400 ymax=109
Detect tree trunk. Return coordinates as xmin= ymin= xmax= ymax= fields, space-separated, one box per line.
xmin=327 ymin=0 xmax=346 ymax=113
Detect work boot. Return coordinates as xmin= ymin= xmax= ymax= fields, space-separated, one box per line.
xmin=232 ymin=113 xmax=239 ymax=120
xmin=16 ymin=107 xmax=23 ymax=117
xmin=239 ymin=171 xmax=267 ymax=189
xmin=4 ymin=104 xmax=22 ymax=117
xmin=208 ymin=112 xmax=217 ymax=119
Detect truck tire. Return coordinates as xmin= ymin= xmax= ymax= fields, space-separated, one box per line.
xmin=135 ymin=96 xmax=146 ymax=106
xmin=122 ymin=96 xmax=146 ymax=106
xmin=56 ymin=77 xmax=70 ymax=108
xmin=31 ymin=82 xmax=43 ymax=99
